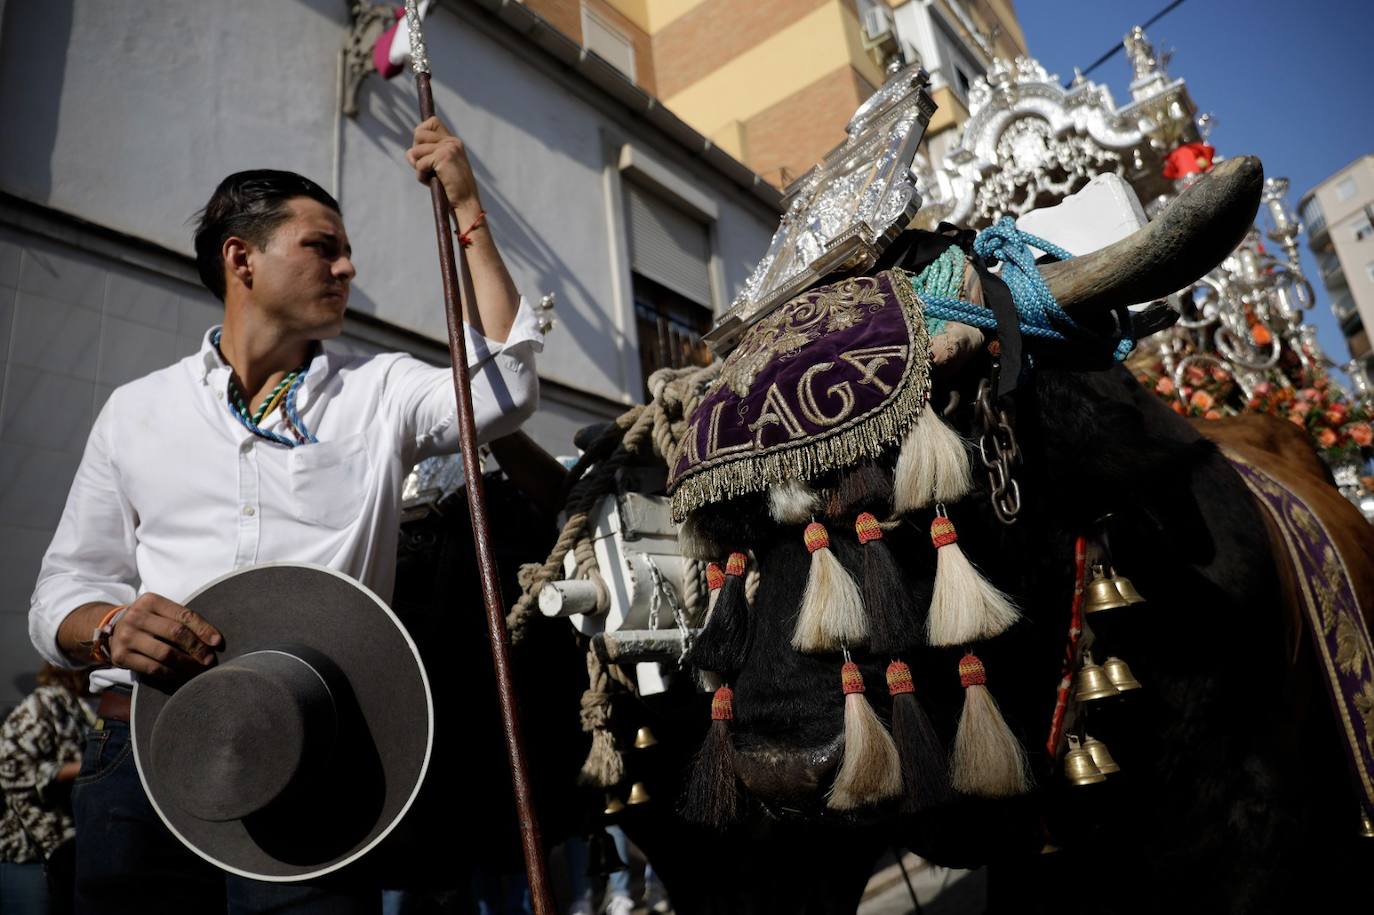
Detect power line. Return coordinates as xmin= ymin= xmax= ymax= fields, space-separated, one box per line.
xmin=1064 ymin=0 xmax=1187 ymax=87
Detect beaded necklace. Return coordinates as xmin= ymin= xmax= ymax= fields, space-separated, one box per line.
xmin=211 ymin=329 xmax=318 ymax=447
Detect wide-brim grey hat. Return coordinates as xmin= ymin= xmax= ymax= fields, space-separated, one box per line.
xmin=132 ymin=563 xmax=432 ymax=882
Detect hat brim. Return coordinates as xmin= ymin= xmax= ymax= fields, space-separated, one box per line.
xmin=132 ymin=562 xmax=433 ymax=882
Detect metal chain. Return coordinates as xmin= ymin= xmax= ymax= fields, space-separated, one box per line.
xmin=641 ymin=553 xmax=693 ymax=665
xmin=975 ymin=373 xmax=1022 ymax=525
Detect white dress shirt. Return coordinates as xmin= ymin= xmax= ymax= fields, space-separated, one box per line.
xmin=29 ymin=301 xmax=543 ymax=689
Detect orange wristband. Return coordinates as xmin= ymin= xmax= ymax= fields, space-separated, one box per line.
xmin=90 ymin=604 xmax=128 ymax=663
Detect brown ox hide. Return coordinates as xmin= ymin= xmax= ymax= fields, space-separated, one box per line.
xmin=1193 ymin=412 xmax=1374 ymax=660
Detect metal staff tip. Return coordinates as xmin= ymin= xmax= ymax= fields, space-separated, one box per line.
xmin=405 ymin=0 xmax=431 ymax=75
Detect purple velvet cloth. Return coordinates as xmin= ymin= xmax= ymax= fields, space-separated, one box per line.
xmin=1228 ymin=453 xmax=1374 ymax=821
xmin=668 ymin=270 xmax=929 ymax=517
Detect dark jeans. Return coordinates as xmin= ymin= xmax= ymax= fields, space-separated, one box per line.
xmin=72 ymin=713 xmax=380 ymax=915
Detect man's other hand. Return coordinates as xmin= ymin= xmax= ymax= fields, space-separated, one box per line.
xmin=406 ymin=116 xmax=482 ymax=221
xmin=109 ymin=593 xmax=222 ymax=679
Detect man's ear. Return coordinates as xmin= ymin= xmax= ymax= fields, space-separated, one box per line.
xmin=223 ymin=236 xmax=253 ymax=291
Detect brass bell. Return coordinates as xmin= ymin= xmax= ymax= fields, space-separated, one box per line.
xmin=633 ymin=726 xmax=659 ymax=750
xmin=627 ymin=781 xmax=652 ymax=805
xmin=1082 ymin=735 xmax=1120 ymax=775
xmin=602 ymin=795 xmax=626 ymax=817
xmin=1063 ymin=736 xmax=1106 ymax=786
xmin=1084 ymin=566 xmax=1130 ymax=614
xmin=585 ymin=829 xmax=627 ymax=876
xmin=1359 ymin=810 xmax=1374 ymax=839
xmin=1074 ymin=654 xmax=1119 ymax=702
xmin=1103 ymin=656 xmax=1142 ymax=691
xmin=1108 ymin=567 xmax=1147 ymax=605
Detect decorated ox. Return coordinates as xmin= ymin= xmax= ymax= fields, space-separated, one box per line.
xmin=643 ymin=155 xmax=1374 ymax=913
xmin=378 ymin=157 xmax=1374 ymax=915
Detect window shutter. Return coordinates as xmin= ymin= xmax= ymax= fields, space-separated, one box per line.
xmin=624 ymin=183 xmax=713 ymax=307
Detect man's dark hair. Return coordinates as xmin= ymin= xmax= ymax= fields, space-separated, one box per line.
xmin=193 ymin=170 xmax=341 ymax=301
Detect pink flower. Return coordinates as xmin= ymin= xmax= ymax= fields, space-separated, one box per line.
xmin=1253 ymin=382 xmax=1273 ymax=397
xmin=1299 ymin=387 xmax=1320 ymax=402
xmin=1326 ymin=403 xmax=1348 ymax=423
xmin=1316 ymin=428 xmax=1338 ymax=449
xmin=1288 ymin=414 xmax=1306 ymax=428
xmin=1348 ymin=423 xmax=1373 ymax=447
xmin=1203 ymin=409 xmax=1221 ymax=420
xmin=1189 ymin=390 xmax=1215 ymax=411
xmin=1155 ymin=377 xmax=1176 ymax=396
xmin=1290 ymin=400 xmax=1312 ymax=417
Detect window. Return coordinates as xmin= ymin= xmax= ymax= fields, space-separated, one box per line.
xmin=954 ymin=65 xmax=972 ymax=99
xmin=633 ymin=276 xmax=712 ymax=399
xmin=581 ymin=5 xmax=635 ymax=81
xmin=1337 ymin=176 xmax=1358 ymax=202
xmin=1355 ymin=212 xmax=1374 ymax=242
xmin=623 ymin=182 xmax=715 ymax=396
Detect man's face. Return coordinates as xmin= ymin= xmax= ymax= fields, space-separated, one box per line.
xmin=244 ymin=197 xmax=355 ymax=339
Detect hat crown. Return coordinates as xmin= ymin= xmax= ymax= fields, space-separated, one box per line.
xmin=151 ymin=648 xmax=339 ymax=823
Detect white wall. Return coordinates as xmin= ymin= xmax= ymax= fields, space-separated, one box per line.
xmin=0 ymin=0 xmax=778 ymax=704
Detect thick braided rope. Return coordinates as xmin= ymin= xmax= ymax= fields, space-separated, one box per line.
xmin=504 ymin=406 xmax=655 ymax=643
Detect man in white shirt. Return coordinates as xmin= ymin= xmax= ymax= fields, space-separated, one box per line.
xmin=28 ymin=117 xmax=539 ymax=913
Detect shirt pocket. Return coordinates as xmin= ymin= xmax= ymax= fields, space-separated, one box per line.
xmin=287 ymin=433 xmax=371 ymax=529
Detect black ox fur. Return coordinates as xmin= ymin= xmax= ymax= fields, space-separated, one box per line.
xmin=369 ymin=359 xmax=1371 ymax=914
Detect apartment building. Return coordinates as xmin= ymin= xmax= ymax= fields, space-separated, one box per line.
xmin=1301 ymin=155 xmax=1374 ymax=386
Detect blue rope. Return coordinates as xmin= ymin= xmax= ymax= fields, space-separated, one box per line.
xmin=211 ymin=330 xmax=318 ymax=447
xmin=918 ymin=216 xmax=1135 ymax=362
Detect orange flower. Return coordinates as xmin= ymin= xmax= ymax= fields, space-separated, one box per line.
xmin=1189 ymin=390 xmax=1214 ymax=411
xmin=1326 ymin=402 xmax=1348 ymax=423
xmin=1316 ymin=428 xmax=1338 ymax=448
xmin=1155 ymin=376 xmax=1176 ymax=396
xmin=1171 ymin=401 xmax=1187 ymax=416
xmin=1348 ymin=423 xmax=1373 ymax=447
xmin=1250 ymin=323 xmax=1272 ymax=346
xmin=1204 ymin=409 xmax=1221 ymax=420
xmin=1288 ymin=414 xmax=1306 ymax=428
xmin=1185 ymin=365 xmax=1207 ymax=385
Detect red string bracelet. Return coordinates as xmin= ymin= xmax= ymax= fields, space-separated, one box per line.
xmin=455 ymin=209 xmax=487 ymax=249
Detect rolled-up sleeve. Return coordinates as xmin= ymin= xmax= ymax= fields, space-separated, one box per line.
xmin=387 ymin=297 xmax=544 ymax=467
xmin=29 ymin=398 xmax=140 ymax=668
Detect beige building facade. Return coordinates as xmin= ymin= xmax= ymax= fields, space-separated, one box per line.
xmin=526 ymin=0 xmax=1028 ymax=188
xmin=1301 ymin=155 xmax=1374 ymax=385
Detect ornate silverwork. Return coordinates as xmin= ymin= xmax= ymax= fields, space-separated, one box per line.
xmin=705 ymin=63 xmax=936 ymax=353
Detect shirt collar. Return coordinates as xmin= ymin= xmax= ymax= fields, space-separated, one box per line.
xmin=196 ymin=326 xmax=334 ymax=385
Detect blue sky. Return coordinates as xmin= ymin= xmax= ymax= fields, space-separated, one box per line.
xmin=1019 ymin=0 xmax=1373 ymax=373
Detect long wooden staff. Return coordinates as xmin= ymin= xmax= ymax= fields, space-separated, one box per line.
xmin=402 ymin=3 xmax=553 ymax=910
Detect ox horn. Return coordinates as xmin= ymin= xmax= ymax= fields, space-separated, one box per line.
xmin=1042 ymin=156 xmax=1264 ymax=316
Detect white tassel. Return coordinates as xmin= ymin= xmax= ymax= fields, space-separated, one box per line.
xmin=791 ymin=522 xmax=867 ymax=652
xmin=769 ymin=478 xmax=819 ymax=524
xmin=893 ymin=408 xmax=972 ymax=513
xmin=950 ymin=654 xmax=1031 ymax=797
xmin=829 ymin=662 xmax=903 ymax=810
xmin=677 ymin=512 xmax=721 ymax=561
xmin=926 ymin=514 xmax=1020 ymax=647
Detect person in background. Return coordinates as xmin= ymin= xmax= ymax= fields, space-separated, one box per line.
xmin=0 ymin=664 xmax=93 ymax=915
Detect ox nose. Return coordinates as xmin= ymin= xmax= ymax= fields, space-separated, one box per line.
xmin=733 ymin=735 xmax=844 ymax=805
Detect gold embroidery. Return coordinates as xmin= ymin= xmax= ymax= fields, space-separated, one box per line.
xmin=749 ymin=382 xmax=806 ymax=442
xmin=677 ymin=419 xmax=701 ymax=469
xmin=713 ymin=276 xmax=887 ymax=398
xmin=705 ymin=401 xmax=753 ymax=459
xmin=1355 ymin=682 xmax=1374 ymax=755
xmin=838 ymin=345 xmax=910 ymax=395
xmin=796 ymin=362 xmax=856 ymax=427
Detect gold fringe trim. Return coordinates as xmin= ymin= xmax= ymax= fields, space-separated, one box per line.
xmin=671 ymin=270 xmax=930 ymax=520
